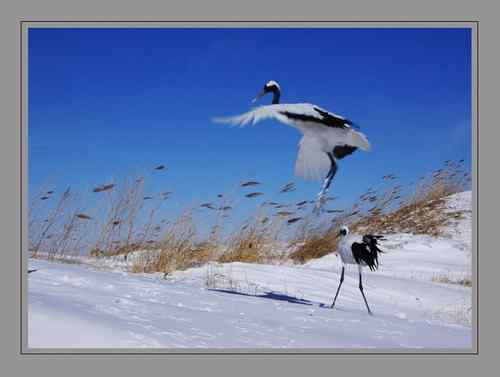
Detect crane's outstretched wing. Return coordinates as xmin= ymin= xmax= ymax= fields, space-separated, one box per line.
xmin=295 ymin=136 xmax=331 ymax=181
xmin=310 ymin=106 xmax=354 ymax=128
xmin=212 ymin=103 xmax=342 ymax=128
xmin=212 ymin=105 xmax=290 ymax=127
xmin=214 ymin=104 xmax=370 ymax=149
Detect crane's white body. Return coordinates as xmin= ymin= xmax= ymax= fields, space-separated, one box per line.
xmin=338 ymin=233 xmax=363 ymax=266
xmin=214 ymin=103 xmax=371 ymax=181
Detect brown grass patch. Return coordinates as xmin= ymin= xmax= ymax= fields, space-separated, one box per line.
xmin=431 ymin=275 xmax=472 ymax=287
xmin=217 ymin=218 xmax=275 ymax=264
xmin=290 ymin=160 xmax=470 ymax=263
xmin=131 ymin=262 xmax=144 ymax=273
xmin=289 ymin=235 xmax=338 ymax=263
xmin=134 ymin=210 xmax=220 ymax=274
xmin=29 ymin=159 xmax=470 ymax=272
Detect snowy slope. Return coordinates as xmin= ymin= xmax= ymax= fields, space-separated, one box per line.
xmin=28 ymin=192 xmax=473 ymax=350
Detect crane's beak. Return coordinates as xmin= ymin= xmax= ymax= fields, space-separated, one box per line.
xmin=252 ymin=89 xmax=266 ymax=103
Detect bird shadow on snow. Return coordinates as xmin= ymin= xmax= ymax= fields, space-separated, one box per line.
xmin=208 ymin=289 xmax=319 ymax=306
xmin=208 ymin=289 xmax=358 ymax=313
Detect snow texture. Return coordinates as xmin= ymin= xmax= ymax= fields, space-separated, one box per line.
xmin=28 ymin=192 xmax=473 ymax=349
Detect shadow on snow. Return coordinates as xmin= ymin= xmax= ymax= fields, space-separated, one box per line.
xmin=208 ymin=288 xmax=322 ymax=306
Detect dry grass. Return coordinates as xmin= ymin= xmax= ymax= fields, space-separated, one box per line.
xmin=352 ymin=160 xmax=469 ymax=237
xmin=290 ymin=160 xmax=470 ymax=263
xmin=29 ymin=187 xmax=89 ymax=260
xmin=131 ymin=262 xmax=144 ymax=273
xmin=431 ymin=275 xmax=472 ymax=287
xmin=289 ymin=235 xmax=338 ymax=263
xmin=29 ymin=159 xmax=470 ymax=270
xmin=218 ymin=229 xmax=268 ymax=264
xmin=135 ymin=209 xmax=219 ymax=274
xmin=217 ymin=209 xmax=281 ymax=264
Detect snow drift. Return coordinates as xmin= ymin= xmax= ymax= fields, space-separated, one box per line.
xmin=27 ymin=191 xmax=473 ymax=349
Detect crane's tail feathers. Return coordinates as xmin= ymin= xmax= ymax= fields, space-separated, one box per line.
xmin=351 ymin=130 xmax=371 ymax=151
xmin=363 ymin=234 xmax=386 ymax=254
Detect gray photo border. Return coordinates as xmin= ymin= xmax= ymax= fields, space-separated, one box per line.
xmin=19 ymin=20 xmax=478 ymax=356
xmin=6 ymin=0 xmax=499 ymax=370
xmin=5 ymin=4 xmax=500 ymax=377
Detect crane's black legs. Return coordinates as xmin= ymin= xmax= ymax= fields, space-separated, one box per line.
xmin=323 ymin=153 xmax=338 ymax=192
xmin=315 ymin=154 xmax=337 ymax=213
xmin=330 ymin=266 xmax=345 ymax=309
xmin=358 ymin=269 xmax=373 ymax=315
xmin=331 ymin=266 xmax=373 ymax=315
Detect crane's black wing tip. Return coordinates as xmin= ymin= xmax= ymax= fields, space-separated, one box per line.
xmin=344 ymin=118 xmax=361 ymax=130
xmin=363 ymin=234 xmax=386 ymax=241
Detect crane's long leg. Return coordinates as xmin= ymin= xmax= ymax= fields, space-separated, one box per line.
xmin=358 ymin=266 xmax=373 ymax=315
xmin=314 ymin=153 xmax=337 ymax=213
xmin=330 ymin=265 xmax=345 ymax=309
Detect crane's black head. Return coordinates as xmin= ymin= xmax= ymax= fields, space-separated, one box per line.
xmin=339 ymin=225 xmax=349 ymax=237
xmin=252 ymin=80 xmax=281 ymax=104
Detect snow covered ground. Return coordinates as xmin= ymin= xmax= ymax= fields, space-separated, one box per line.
xmin=27 ymin=192 xmax=473 ymax=350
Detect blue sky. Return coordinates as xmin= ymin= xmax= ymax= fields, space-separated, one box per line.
xmin=29 ymin=28 xmax=472 ymax=225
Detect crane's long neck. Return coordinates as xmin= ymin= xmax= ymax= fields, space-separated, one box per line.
xmin=271 ymin=88 xmax=280 ymax=104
